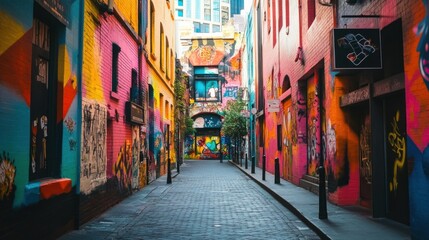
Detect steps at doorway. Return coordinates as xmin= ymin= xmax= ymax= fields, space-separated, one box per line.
xmin=299 ymin=175 xmax=328 ymax=195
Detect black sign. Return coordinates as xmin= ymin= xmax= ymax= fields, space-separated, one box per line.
xmin=126 ymin=102 xmax=144 ymax=125
xmin=332 ymin=28 xmax=382 ymax=70
xmin=35 ymin=0 xmax=70 ymax=26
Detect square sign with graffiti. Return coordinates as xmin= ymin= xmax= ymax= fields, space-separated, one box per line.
xmin=332 ymin=28 xmax=382 ymax=70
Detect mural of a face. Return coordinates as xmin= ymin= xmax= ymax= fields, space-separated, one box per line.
xmin=418 ymin=0 xmax=429 ymax=88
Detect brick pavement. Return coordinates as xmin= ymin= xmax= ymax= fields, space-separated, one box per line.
xmin=59 ymin=160 xmax=320 ymax=240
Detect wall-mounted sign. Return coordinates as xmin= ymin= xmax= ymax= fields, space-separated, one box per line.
xmin=126 ymin=101 xmax=144 ymax=125
xmin=332 ymin=28 xmax=382 ymax=70
xmin=35 ymin=0 xmax=70 ymax=26
xmin=267 ymin=99 xmax=280 ymax=113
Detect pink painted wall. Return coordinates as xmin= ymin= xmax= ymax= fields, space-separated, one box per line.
xmin=82 ymin=5 xmax=139 ymax=193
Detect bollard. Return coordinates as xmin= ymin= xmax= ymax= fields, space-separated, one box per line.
xmin=262 ymin=154 xmax=266 ymax=181
xmin=318 ymin=166 xmax=327 ymax=219
xmin=167 ymin=158 xmax=172 ymax=184
xmin=245 ymin=153 xmax=248 ymax=169
xmin=251 ymin=155 xmax=255 ymax=174
xmin=274 ymin=158 xmax=280 ymax=184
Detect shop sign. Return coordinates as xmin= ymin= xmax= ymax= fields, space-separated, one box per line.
xmin=332 ymin=28 xmax=382 ymax=70
xmin=126 ymin=101 xmax=144 ymax=125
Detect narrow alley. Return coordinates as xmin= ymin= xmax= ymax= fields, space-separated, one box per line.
xmin=59 ymin=160 xmax=319 ymax=240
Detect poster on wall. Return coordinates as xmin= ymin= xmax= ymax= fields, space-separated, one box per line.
xmin=332 ymin=28 xmax=382 ymax=70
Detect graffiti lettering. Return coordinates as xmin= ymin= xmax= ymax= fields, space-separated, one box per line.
xmin=360 ymin=122 xmax=372 ymax=184
xmin=224 ymin=86 xmax=238 ymax=98
xmin=388 ymin=110 xmax=406 ymax=192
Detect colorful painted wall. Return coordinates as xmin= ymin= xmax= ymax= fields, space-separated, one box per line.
xmin=182 ymin=35 xmax=243 ymax=160
xmin=404 ymin=0 xmax=429 ymax=237
xmin=145 ymin=0 xmax=176 ymax=177
xmin=0 ymin=0 xmax=80 ymax=209
xmin=249 ymin=0 xmax=428 ymax=237
xmin=81 ymin=0 xmax=141 ymax=195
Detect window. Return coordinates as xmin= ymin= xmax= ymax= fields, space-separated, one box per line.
xmin=150 ymin=1 xmax=155 ymax=55
xmin=30 ymin=15 xmax=59 ymax=180
xmin=186 ymin=0 xmax=192 ymax=17
xmin=166 ymin=40 xmax=170 ymax=79
xmin=204 ymin=0 xmax=211 ymax=21
xmin=308 ymin=0 xmax=315 ymax=27
xmin=221 ymin=6 xmax=229 ymax=25
xmin=286 ymin=0 xmax=290 ymax=28
xmin=202 ymin=23 xmax=210 ymax=33
xmin=194 ymin=67 xmax=220 ymax=102
xmin=195 ymin=79 xmax=220 ymax=101
xmin=178 ymin=0 xmax=183 ymax=6
xmin=160 ymin=93 xmax=164 ymax=119
xmin=170 ymin=49 xmax=174 ymax=80
xmin=267 ymin=0 xmax=271 ymax=33
xmin=278 ymin=0 xmax=283 ymax=31
xmin=165 ymin=100 xmax=169 ymax=120
xmin=213 ymin=0 xmax=220 ymax=22
xmin=160 ymin=24 xmax=165 ymax=71
xmin=176 ymin=9 xmax=183 ymax=17
xmin=131 ymin=69 xmax=139 ymax=103
xmin=272 ymin=0 xmax=277 ymax=45
xmin=213 ymin=24 xmax=221 ymax=32
xmin=112 ymin=43 xmax=121 ymax=93
xmin=195 ymin=0 xmax=201 ymax=19
xmin=193 ymin=22 xmax=201 ymax=33
xmin=170 ymin=104 xmax=174 ymax=120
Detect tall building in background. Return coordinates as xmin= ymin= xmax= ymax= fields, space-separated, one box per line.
xmin=230 ymin=0 xmax=244 ymax=16
xmin=175 ymin=0 xmax=230 ymax=33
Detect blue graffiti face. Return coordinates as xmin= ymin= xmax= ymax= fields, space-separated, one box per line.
xmin=418 ymin=0 xmax=429 ymax=89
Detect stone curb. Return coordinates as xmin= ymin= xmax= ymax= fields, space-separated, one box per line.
xmin=229 ymin=160 xmax=330 ymax=240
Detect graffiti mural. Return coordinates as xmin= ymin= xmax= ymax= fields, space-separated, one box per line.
xmin=138 ymin=132 xmax=148 ymax=188
xmin=0 ymin=151 xmax=16 ymax=209
xmin=64 ymin=117 xmax=77 ymax=151
xmin=196 ymin=135 xmax=220 ymax=159
xmin=417 ymin=1 xmax=429 ymax=89
xmin=307 ymin=77 xmax=320 ymax=175
xmin=190 ymin=102 xmax=223 ymax=117
xmin=113 ymin=141 xmax=132 ymax=193
xmin=193 ymin=115 xmax=222 ymax=128
xmin=80 ymin=100 xmax=107 ymax=194
xmin=385 ymin=94 xmax=409 ymax=224
xmin=131 ymin=126 xmax=140 ymax=190
xmin=292 ymin=87 xmax=307 ymax=145
xmin=282 ymin=102 xmax=293 ymax=180
xmin=407 ymin=3 xmax=429 ymax=235
xmin=184 ymin=135 xmax=195 ymax=159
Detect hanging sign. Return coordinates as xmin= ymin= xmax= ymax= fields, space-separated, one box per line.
xmin=332 ymin=28 xmax=382 ymax=70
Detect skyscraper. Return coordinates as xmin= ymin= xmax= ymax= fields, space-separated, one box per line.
xmin=175 ymin=0 xmax=231 ymax=33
